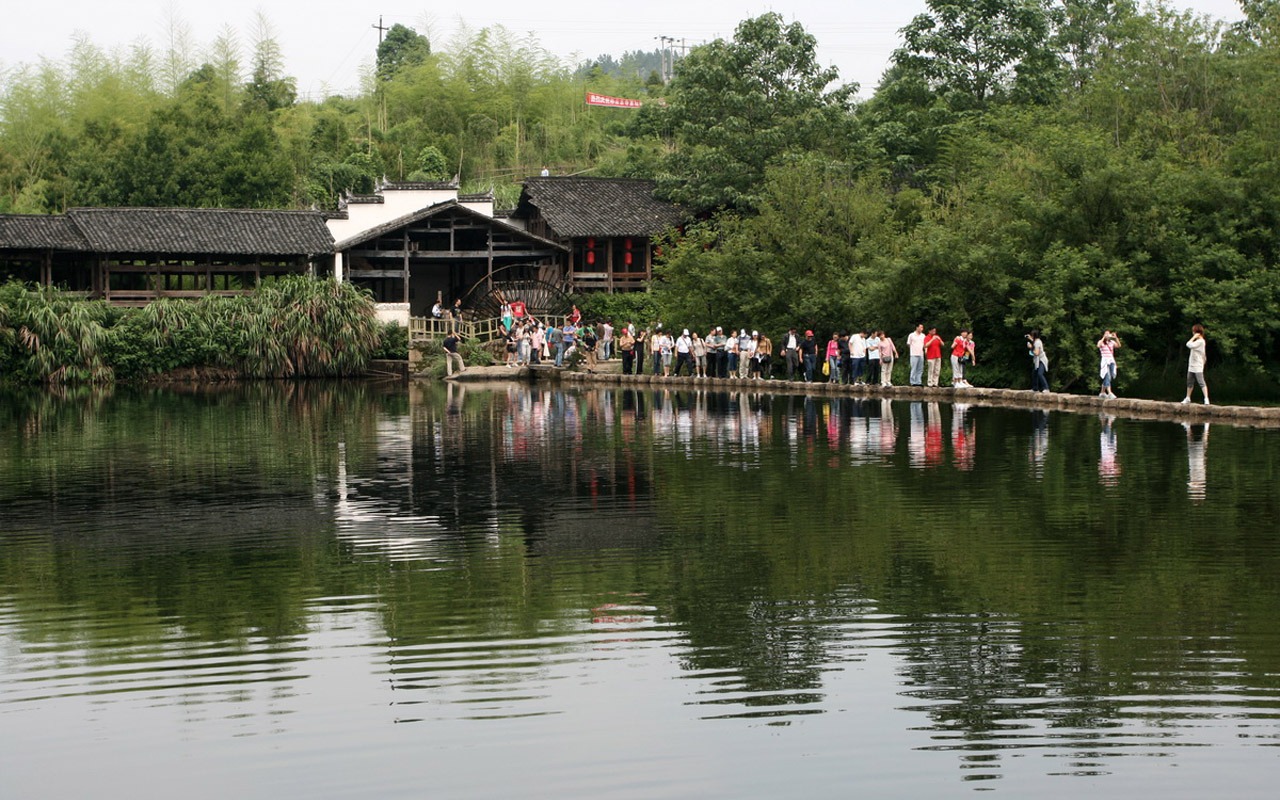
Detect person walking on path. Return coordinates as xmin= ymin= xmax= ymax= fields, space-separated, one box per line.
xmin=635 ymin=329 xmax=648 ymax=374
xmin=581 ymin=325 xmax=599 ymax=373
xmin=907 ymin=324 xmax=926 ymax=386
xmin=692 ymin=331 xmax=708 ymax=377
xmin=674 ymin=329 xmax=694 ymax=376
xmin=708 ymin=327 xmax=727 ymax=378
xmin=619 ymin=326 xmax=636 ymax=374
xmin=782 ymin=328 xmax=801 ymax=380
xmin=442 ymin=331 xmax=465 ymax=377
xmin=600 ymin=321 xmax=614 ymax=361
xmin=865 ymin=330 xmax=882 ymax=386
xmin=826 ymin=333 xmax=841 ymax=384
xmin=1028 ymin=330 xmax=1050 ymax=392
xmin=924 ymin=328 xmax=944 ymax=387
xmin=879 ymin=331 xmax=899 ymax=386
xmin=951 ymin=329 xmax=972 ymax=387
xmin=1182 ymin=324 xmax=1210 ymax=405
xmin=849 ymin=330 xmax=867 ymax=385
xmin=1097 ymin=330 xmax=1121 ymax=398
xmin=754 ymin=332 xmax=773 ymax=379
xmin=800 ymin=330 xmax=818 ymax=382
xmin=737 ymin=330 xmax=755 ymax=379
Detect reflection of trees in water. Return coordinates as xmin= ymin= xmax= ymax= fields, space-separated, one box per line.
xmin=6 ymin=384 xmax=1280 ymax=752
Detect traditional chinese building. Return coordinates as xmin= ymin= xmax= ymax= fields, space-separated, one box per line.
xmin=0 ymin=208 xmax=333 ymax=304
xmin=509 ymin=177 xmax=685 ymax=293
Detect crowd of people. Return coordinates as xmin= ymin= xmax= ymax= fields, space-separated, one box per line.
xmin=448 ymin=306 xmax=1216 ymax=405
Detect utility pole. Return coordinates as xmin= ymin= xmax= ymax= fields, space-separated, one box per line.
xmin=655 ymin=35 xmax=672 ymax=83
xmin=373 ymin=16 xmax=388 ymax=44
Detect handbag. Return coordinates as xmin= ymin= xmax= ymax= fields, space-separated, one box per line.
xmin=822 ymin=361 xmax=830 ymax=376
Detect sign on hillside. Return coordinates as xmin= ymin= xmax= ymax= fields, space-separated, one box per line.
xmin=585 ymin=92 xmax=643 ymax=109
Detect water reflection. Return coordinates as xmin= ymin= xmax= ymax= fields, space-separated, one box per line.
xmin=1029 ymin=409 xmax=1050 ymax=479
xmin=1099 ymin=414 xmax=1121 ymax=487
xmin=952 ymin=402 xmax=976 ymax=471
xmin=1185 ymin=422 xmax=1209 ymax=502
xmin=2 ymin=384 xmax=1279 ymax=798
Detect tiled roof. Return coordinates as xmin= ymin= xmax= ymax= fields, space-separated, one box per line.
xmin=515 ymin=177 xmax=686 ymax=239
xmin=333 ymin=199 xmax=567 ymax=252
xmin=0 ymin=214 xmax=90 ymax=250
xmin=381 ymin=181 xmax=460 ymax=191
xmin=64 ymin=208 xmax=334 ymax=256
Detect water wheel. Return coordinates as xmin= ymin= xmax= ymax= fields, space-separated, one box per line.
xmin=461 ymin=265 xmax=574 ymax=321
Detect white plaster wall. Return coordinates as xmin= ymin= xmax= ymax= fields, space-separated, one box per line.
xmin=375 ymin=303 xmax=411 ymax=327
xmin=460 ymin=199 xmax=494 ymax=217
xmin=326 ymin=187 xmax=461 ymax=244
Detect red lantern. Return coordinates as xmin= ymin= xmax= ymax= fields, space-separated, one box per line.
xmin=624 ymin=252 xmax=633 ymax=266
xmin=625 ymin=239 xmax=633 ymax=250
xmin=587 ymin=238 xmax=596 ymax=249
xmin=586 ymin=250 xmax=596 ymax=265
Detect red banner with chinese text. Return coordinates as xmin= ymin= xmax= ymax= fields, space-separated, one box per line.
xmin=585 ymin=92 xmax=643 ymax=109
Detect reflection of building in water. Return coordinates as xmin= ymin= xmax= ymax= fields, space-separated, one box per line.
xmin=1185 ymin=422 xmax=1209 ymax=502
xmin=951 ymin=403 xmax=976 ymax=471
xmin=1029 ymin=409 xmax=1049 ymax=479
xmin=1098 ymin=414 xmax=1121 ymax=487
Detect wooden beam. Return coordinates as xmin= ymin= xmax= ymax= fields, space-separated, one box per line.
xmin=345 ymin=249 xmax=561 ymax=259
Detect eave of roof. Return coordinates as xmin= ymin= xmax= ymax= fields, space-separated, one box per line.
xmin=64 ymin=207 xmax=334 ymax=256
xmin=0 ymin=214 xmax=91 ymax=251
xmin=515 ymin=177 xmax=686 ymax=239
xmin=333 ymin=199 xmax=568 ymax=252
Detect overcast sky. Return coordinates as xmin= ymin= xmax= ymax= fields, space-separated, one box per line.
xmin=0 ymin=1 xmax=1248 ymax=100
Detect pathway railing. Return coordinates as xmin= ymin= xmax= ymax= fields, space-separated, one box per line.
xmin=410 ymin=314 xmax=569 ymax=344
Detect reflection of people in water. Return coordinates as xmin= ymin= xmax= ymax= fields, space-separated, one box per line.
xmin=1098 ymin=414 xmax=1120 ymax=487
xmin=925 ymin=403 xmax=944 ymax=467
xmin=1185 ymin=422 xmax=1209 ymax=502
xmin=1029 ymin=409 xmax=1049 ymax=478
xmin=909 ymin=402 xmax=925 ymax=468
xmin=876 ymin=399 xmax=897 ymax=457
xmin=951 ymin=403 xmax=975 ymax=471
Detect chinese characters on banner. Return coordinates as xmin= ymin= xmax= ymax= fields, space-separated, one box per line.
xmin=585 ymin=92 xmax=643 ymax=109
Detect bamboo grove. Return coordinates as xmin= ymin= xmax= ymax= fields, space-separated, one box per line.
xmin=3 ymin=3 xmax=1280 ymax=396
xmin=0 ymin=278 xmax=385 ymax=384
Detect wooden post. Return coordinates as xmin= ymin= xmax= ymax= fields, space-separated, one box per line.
xmin=403 ymin=230 xmax=411 ymax=304
xmin=486 ymin=228 xmax=494 ymax=290
xmin=607 ymin=237 xmax=614 ymax=293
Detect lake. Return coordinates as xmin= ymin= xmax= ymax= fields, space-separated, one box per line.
xmin=2 ymin=381 xmax=1278 ymax=798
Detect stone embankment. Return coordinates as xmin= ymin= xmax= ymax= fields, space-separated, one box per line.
xmin=433 ymin=362 xmax=1278 ymax=427
xmin=559 ymin=371 xmax=1280 ymax=428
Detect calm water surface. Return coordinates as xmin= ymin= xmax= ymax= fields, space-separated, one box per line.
xmin=1 ymin=382 xmax=1278 ymax=798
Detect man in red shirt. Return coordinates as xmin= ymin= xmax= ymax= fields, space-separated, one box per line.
xmin=923 ymin=327 xmax=944 ymax=387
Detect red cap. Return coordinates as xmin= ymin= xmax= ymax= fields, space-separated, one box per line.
xmin=805 ymin=330 xmax=813 ymax=336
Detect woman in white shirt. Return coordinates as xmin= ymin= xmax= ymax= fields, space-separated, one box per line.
xmin=1182 ymin=324 xmax=1209 ymax=405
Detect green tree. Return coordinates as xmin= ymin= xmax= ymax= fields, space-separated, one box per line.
xmin=377 ymin=24 xmax=431 ymax=80
xmin=894 ymin=0 xmax=1062 ymax=108
xmin=656 ymin=13 xmax=856 ymax=212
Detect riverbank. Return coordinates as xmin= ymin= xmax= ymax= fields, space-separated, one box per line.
xmin=527 ymin=368 xmax=1280 ymax=428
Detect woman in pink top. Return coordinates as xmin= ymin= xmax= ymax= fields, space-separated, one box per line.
xmin=1097 ymin=330 xmax=1121 ymax=399
xmin=826 ymin=334 xmax=841 ymax=384
xmin=878 ymin=331 xmax=899 ymax=386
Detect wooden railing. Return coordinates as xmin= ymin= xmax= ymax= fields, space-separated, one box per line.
xmin=410 ymin=314 xmax=569 ymax=343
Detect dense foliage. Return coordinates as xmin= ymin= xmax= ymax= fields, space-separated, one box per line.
xmin=3 ymin=3 xmax=1279 ymax=394
xmin=0 ymin=278 xmax=383 ymax=384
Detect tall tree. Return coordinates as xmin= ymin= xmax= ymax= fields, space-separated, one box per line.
xmin=656 ymin=13 xmax=855 ymax=212
xmin=376 ymin=24 xmax=431 ymax=80
xmin=893 ymin=0 xmax=1062 ymax=108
